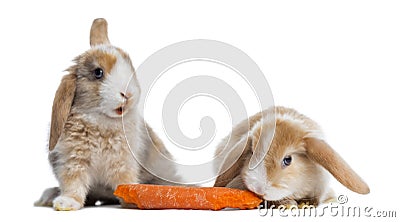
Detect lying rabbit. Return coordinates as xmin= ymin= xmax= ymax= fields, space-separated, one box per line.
xmin=214 ymin=106 xmax=369 ymax=206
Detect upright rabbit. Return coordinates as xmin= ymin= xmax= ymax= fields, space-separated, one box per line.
xmin=35 ymin=19 xmax=179 ymax=210
xmin=214 ymin=106 xmax=369 ymax=206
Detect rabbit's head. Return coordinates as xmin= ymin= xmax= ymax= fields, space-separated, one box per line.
xmin=49 ymin=18 xmax=140 ymax=150
xmin=242 ymin=107 xmax=370 ymax=202
xmin=71 ymin=18 xmax=139 ymax=117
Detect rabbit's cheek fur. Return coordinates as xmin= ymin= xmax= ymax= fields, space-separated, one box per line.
xmin=261 ymin=185 xmax=293 ymax=201
xmin=242 ymin=161 xmax=268 ymax=196
xmin=243 ymin=160 xmax=293 ymax=201
xmin=99 ymin=57 xmax=139 ymax=118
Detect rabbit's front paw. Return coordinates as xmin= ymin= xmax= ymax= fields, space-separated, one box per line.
xmin=53 ymin=196 xmax=82 ymax=211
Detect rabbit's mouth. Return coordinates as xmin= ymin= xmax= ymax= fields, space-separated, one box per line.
xmin=114 ymin=98 xmax=132 ymax=116
xmin=115 ymin=106 xmax=124 ymax=115
xmin=115 ymin=103 xmax=129 ymax=116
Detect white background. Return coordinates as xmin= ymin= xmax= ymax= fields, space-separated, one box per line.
xmin=0 ymin=0 xmax=399 ymax=222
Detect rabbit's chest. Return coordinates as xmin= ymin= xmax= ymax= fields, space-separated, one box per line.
xmin=88 ymin=131 xmax=139 ymax=183
xmin=91 ymin=131 xmax=132 ymax=164
xmin=61 ymin=116 xmax=140 ymax=181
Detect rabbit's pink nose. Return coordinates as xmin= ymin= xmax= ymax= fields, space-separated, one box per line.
xmin=120 ymin=92 xmax=132 ymax=100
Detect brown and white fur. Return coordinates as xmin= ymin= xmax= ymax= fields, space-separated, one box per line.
xmin=214 ymin=106 xmax=369 ymax=206
xmin=34 ymin=19 xmax=179 ymax=210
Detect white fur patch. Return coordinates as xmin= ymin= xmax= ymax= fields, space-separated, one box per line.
xmin=98 ymin=48 xmax=140 ymax=118
xmin=53 ymin=196 xmax=81 ymax=211
xmin=244 ymin=159 xmax=296 ymax=201
xmin=262 ymin=186 xmax=293 ymax=201
xmin=243 ymin=161 xmax=268 ymax=196
xmin=249 ymin=121 xmax=263 ymax=139
xmin=278 ymin=112 xmax=305 ymax=125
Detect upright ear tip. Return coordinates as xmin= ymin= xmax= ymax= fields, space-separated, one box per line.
xmin=92 ymin=18 xmax=108 ymax=26
xmin=90 ymin=18 xmax=110 ymax=47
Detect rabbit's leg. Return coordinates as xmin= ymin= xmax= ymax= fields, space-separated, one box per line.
xmin=53 ymin=157 xmax=91 ymax=211
xmin=107 ymin=161 xmax=141 ymax=206
xmin=34 ymin=187 xmax=60 ymax=207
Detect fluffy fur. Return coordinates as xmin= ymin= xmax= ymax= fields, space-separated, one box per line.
xmin=214 ymin=106 xmax=369 ymax=206
xmin=35 ymin=18 xmax=179 ymax=210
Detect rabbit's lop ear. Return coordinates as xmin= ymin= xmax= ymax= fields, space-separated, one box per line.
xmin=305 ymin=137 xmax=370 ymax=194
xmin=249 ymin=121 xmax=274 ymax=170
xmin=214 ymin=137 xmax=252 ymax=187
xmin=49 ymin=74 xmax=76 ymax=151
xmin=90 ymin=18 xmax=110 ymax=47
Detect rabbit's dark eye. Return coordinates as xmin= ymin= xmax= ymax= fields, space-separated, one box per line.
xmin=282 ymin=155 xmax=292 ymax=168
xmin=93 ymin=68 xmax=104 ymax=79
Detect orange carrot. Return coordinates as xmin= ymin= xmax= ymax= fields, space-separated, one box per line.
xmin=114 ymin=184 xmax=262 ymax=210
